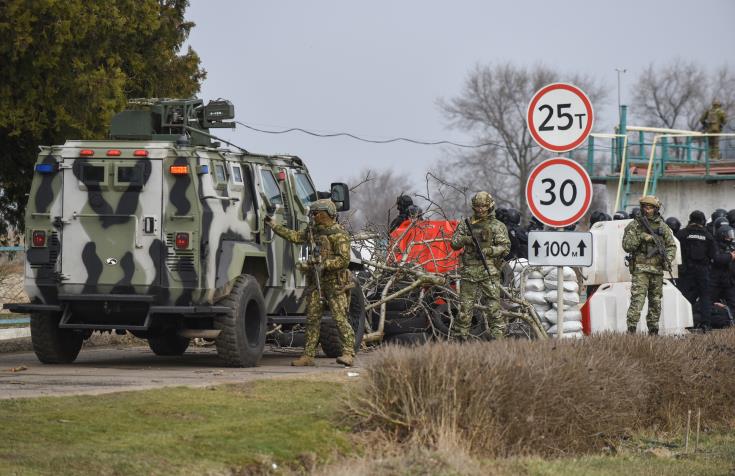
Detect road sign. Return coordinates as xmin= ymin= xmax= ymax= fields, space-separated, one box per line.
xmin=527 ymin=83 xmax=594 ymax=153
xmin=526 ymin=157 xmax=593 ymax=227
xmin=528 ymin=231 xmax=593 ymax=267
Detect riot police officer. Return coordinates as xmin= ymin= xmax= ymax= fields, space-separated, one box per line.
xmin=665 ymin=217 xmax=681 ymax=236
xmin=613 ymin=210 xmax=629 ymax=220
xmin=389 ymin=194 xmax=413 ymax=232
xmin=710 ymin=225 xmax=735 ymax=318
xmin=505 ymin=208 xmax=528 ymax=259
xmin=707 ymin=209 xmax=727 ymax=236
xmin=678 ymin=211 xmax=716 ymax=330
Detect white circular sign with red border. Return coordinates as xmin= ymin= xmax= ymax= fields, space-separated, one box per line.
xmin=526 ymin=157 xmax=593 ymax=227
xmin=527 ymin=83 xmax=594 ymax=153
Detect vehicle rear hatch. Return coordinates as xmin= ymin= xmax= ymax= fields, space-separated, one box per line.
xmin=60 ymin=147 xmax=163 ymax=292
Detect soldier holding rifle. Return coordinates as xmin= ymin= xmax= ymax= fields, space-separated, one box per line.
xmin=450 ymin=191 xmax=511 ymax=341
xmin=265 ymin=199 xmax=355 ymax=366
xmin=622 ymin=195 xmax=677 ymax=335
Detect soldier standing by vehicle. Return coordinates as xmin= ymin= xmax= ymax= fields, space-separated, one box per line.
xmin=700 ymin=100 xmax=727 ymax=160
xmin=450 ymin=191 xmax=510 ymax=340
xmin=678 ymin=211 xmax=716 ymax=330
xmin=622 ymin=196 xmax=677 ymax=335
xmin=264 ymin=199 xmax=355 ymax=366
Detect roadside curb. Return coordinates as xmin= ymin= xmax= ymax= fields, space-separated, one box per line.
xmin=0 ymin=327 xmax=30 ymax=340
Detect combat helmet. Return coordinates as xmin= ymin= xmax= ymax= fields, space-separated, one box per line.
xmin=471 ymin=191 xmax=495 ymax=209
xmin=639 ymin=195 xmax=661 ymax=209
xmin=309 ymin=199 xmax=337 ymax=217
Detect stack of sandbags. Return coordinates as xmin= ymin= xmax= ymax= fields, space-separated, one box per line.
xmin=541 ymin=266 xmax=583 ymax=338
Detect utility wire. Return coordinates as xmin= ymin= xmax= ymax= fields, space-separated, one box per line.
xmin=235 ymin=121 xmax=502 ymax=149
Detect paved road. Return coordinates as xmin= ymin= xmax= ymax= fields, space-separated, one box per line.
xmin=0 ymin=345 xmax=369 ymax=400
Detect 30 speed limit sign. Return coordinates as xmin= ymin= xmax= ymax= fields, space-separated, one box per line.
xmin=527 ymin=83 xmax=594 ymax=152
xmin=526 ymin=157 xmax=593 ymax=227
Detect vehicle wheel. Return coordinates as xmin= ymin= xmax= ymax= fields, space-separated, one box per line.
xmin=429 ymin=302 xmax=490 ymax=340
xmin=30 ymin=311 xmax=84 ymax=364
xmin=148 ymin=332 xmax=190 ymax=356
xmin=383 ymin=312 xmax=429 ymax=335
xmin=215 ymin=275 xmax=267 ymax=367
xmin=319 ymin=280 xmax=366 ymax=357
xmin=384 ymin=332 xmax=430 ymax=346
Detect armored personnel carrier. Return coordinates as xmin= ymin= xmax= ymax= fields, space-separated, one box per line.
xmin=5 ymin=98 xmax=363 ymax=366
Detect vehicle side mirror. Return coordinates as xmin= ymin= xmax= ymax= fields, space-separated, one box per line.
xmin=330 ymin=182 xmax=350 ymax=212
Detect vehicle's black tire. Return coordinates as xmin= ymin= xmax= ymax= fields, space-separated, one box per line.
xmin=383 ymin=312 xmax=429 ymax=335
xmin=319 ymin=280 xmax=366 ymax=357
xmin=147 ymin=332 xmax=190 ymax=356
xmin=384 ymin=332 xmax=430 ymax=346
xmin=215 ymin=275 xmax=267 ymax=367
xmin=30 ymin=311 xmax=84 ymax=364
xmin=429 ymin=302 xmax=489 ymax=339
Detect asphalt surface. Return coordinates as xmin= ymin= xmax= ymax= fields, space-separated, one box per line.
xmin=0 ymin=345 xmax=369 ymax=400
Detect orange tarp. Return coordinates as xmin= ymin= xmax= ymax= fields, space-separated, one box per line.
xmin=389 ymin=220 xmax=460 ymax=274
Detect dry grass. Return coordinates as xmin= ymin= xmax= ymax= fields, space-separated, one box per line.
xmin=346 ymin=330 xmax=735 ymax=457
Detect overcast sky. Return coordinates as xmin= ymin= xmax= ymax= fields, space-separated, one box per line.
xmin=185 ymin=0 xmax=735 ymax=191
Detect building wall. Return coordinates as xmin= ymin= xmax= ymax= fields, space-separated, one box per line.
xmin=604 ymin=179 xmax=735 ymax=218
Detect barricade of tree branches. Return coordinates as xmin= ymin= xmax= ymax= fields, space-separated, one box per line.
xmin=345 ymin=329 xmax=735 ymax=457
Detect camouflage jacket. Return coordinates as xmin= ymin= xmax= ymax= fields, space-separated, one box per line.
xmin=700 ymin=106 xmax=727 ymax=133
xmin=270 ymin=221 xmax=351 ymax=285
xmin=450 ymin=213 xmax=510 ymax=280
xmin=622 ymin=215 xmax=677 ymax=274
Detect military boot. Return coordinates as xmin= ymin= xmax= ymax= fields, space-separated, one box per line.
xmin=648 ymin=328 xmax=659 ymax=336
xmin=291 ymin=355 xmax=315 ymax=367
xmin=627 ymin=327 xmax=637 ymax=334
xmin=336 ymin=354 xmax=354 ymax=367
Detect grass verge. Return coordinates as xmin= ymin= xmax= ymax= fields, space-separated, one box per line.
xmin=0 ymin=379 xmax=352 ymax=475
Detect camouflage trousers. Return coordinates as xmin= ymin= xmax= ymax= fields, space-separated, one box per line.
xmin=707 ymin=136 xmax=720 ymax=160
xmin=304 ymin=286 xmax=355 ymax=358
xmin=626 ymin=271 xmax=663 ymax=333
xmin=457 ymin=277 xmax=504 ymax=340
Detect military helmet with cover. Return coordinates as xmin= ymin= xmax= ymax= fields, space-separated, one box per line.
xmin=639 ymin=195 xmax=661 ymax=209
xmin=309 ymin=199 xmax=337 ymax=217
xmin=471 ymin=191 xmax=495 ymax=209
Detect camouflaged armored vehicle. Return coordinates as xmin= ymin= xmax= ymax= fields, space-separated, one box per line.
xmin=6 ymin=98 xmax=364 ymax=366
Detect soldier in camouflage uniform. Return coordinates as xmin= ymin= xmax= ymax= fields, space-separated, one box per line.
xmin=450 ymin=191 xmax=511 ymax=340
xmin=700 ymin=100 xmax=728 ymax=160
xmin=265 ymin=199 xmax=355 ymax=366
xmin=622 ymin=195 xmax=677 ymax=335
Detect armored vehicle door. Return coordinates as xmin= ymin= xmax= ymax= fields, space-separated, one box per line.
xmin=288 ymin=169 xmax=318 ymax=287
xmin=60 ymin=153 xmax=163 ymax=291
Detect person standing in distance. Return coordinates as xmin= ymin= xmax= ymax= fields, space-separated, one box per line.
xmin=622 ymin=196 xmax=677 ymax=335
xmin=450 ymin=191 xmax=510 ymax=340
xmin=264 ymin=199 xmax=356 ymax=367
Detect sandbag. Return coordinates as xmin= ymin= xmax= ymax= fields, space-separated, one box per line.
xmin=544 ymin=290 xmax=580 ymax=306
xmin=547 ymin=321 xmax=584 ymax=334
xmin=542 ymin=320 xmax=552 ymax=331
xmin=524 ymin=291 xmax=547 ymax=305
xmin=524 ymin=278 xmax=545 ymax=292
xmin=547 ymin=331 xmax=584 ymax=339
xmin=543 ymin=279 xmax=580 ymax=293
xmin=528 ymin=270 xmax=544 ymax=279
xmin=545 ymin=308 xmax=583 ymax=324
xmin=544 ymin=266 xmax=576 ymax=281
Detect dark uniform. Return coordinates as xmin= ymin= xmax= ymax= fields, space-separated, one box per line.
xmin=710 ymin=225 xmax=735 ymax=319
xmin=677 ymin=211 xmax=715 ymax=329
xmin=505 ymin=209 xmax=528 ymax=260
xmin=389 ymin=195 xmax=413 ymax=232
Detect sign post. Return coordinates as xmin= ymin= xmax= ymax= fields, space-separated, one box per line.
xmin=526 ymin=83 xmax=595 ymax=339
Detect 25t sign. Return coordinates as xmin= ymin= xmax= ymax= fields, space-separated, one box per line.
xmin=527 ymin=83 xmax=594 ymax=153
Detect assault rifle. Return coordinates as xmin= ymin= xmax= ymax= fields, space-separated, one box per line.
xmin=464 ymin=217 xmax=493 ymax=280
xmin=639 ymin=215 xmax=675 ymax=281
xmin=307 ymin=220 xmax=324 ymax=303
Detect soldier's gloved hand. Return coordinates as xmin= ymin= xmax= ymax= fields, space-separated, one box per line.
xmin=641 ymin=233 xmax=653 ymax=242
xmin=297 ymin=261 xmax=309 ymax=272
xmin=264 ymin=215 xmax=274 ymax=226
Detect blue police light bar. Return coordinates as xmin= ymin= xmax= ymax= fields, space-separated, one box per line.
xmin=35 ymin=164 xmax=57 ymax=174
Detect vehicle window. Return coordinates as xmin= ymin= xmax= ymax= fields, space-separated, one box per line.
xmin=231 ymin=165 xmax=243 ymax=183
xmin=214 ymin=163 xmax=227 ymax=182
xmin=293 ymin=172 xmax=317 ymax=207
xmin=260 ymin=170 xmax=283 ymax=205
xmin=117 ymin=165 xmax=142 ymax=184
xmin=82 ymin=165 xmax=105 ymax=184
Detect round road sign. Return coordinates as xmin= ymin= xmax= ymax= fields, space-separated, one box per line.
xmin=527 ymin=83 xmax=594 ymax=153
xmin=526 ymin=157 xmax=593 ymax=227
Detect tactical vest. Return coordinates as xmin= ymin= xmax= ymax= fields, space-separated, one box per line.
xmin=633 ymin=219 xmax=665 ymax=267
xmin=462 ymin=219 xmax=503 ymax=269
xmin=682 ymin=226 xmax=711 ymax=266
xmin=310 ymin=223 xmax=351 ymax=286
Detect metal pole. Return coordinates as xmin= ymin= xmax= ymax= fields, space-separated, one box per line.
xmin=556 ymin=227 xmax=565 ymax=340
xmin=615 ymin=68 xmax=627 ymax=123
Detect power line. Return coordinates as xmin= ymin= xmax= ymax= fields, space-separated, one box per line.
xmin=235 ymin=121 xmax=502 ymax=149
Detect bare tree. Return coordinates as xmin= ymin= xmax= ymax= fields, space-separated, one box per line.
xmin=631 ymin=59 xmax=735 ymax=131
xmin=341 ymin=168 xmax=415 ymax=232
xmin=437 ymin=62 xmax=607 ymax=222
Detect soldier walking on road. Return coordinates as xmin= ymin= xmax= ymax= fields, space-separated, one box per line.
xmin=700 ymin=100 xmax=727 ymax=160
xmin=622 ymin=196 xmax=677 ymax=335
xmin=265 ymin=199 xmax=355 ymax=367
xmin=450 ymin=191 xmax=510 ymax=340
